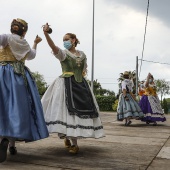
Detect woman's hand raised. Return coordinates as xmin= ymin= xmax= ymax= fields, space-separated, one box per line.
xmin=42 ymin=23 xmax=52 ymax=34
xmin=34 ymin=35 xmax=42 ymax=44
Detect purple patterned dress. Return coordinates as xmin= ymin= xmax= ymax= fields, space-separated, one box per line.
xmin=139 ymin=84 xmax=166 ymax=123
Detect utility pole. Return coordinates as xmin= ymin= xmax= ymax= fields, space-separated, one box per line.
xmin=91 ymin=0 xmax=95 ymax=91
xmin=136 ymin=56 xmax=138 ymax=98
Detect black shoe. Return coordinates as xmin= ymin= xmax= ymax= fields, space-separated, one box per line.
xmin=0 ymin=138 xmax=9 ymax=163
xmin=127 ymin=121 xmax=132 ymax=126
xmin=9 ymin=147 xmax=17 ymax=155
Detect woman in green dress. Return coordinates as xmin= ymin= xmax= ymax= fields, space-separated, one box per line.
xmin=41 ymin=23 xmax=104 ymax=154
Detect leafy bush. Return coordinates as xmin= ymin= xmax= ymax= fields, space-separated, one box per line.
xmin=161 ymin=98 xmax=168 ymax=114
xmin=112 ymin=99 xmax=119 ymax=111
xmin=95 ymin=95 xmax=116 ymax=111
xmin=31 ymin=71 xmax=48 ymax=98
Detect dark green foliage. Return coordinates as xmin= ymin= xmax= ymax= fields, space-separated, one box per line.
xmin=87 ymin=79 xmax=116 ymax=111
xmin=161 ymin=98 xmax=168 ymax=114
xmin=155 ymin=79 xmax=170 ymax=104
xmin=165 ymin=98 xmax=170 ymax=114
xmin=31 ymin=71 xmax=48 ymax=98
xmin=88 ymin=79 xmax=115 ymax=96
xmin=96 ymin=95 xmax=116 ymax=111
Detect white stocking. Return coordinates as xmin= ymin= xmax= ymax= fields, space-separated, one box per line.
xmin=70 ymin=138 xmax=78 ymax=146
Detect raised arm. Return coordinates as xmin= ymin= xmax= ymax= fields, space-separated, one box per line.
xmin=43 ymin=23 xmax=59 ymax=54
xmin=145 ymin=73 xmax=151 ymax=88
xmin=32 ymin=35 xmax=42 ymax=50
xmin=27 ymin=35 xmax=42 ymax=60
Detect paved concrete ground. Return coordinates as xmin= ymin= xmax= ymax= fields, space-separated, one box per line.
xmin=1 ymin=112 xmax=170 ymax=170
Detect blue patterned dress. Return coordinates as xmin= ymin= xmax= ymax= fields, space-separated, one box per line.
xmin=117 ymin=79 xmax=144 ymax=121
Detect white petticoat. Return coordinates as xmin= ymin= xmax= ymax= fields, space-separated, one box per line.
xmin=41 ymin=77 xmax=104 ymax=139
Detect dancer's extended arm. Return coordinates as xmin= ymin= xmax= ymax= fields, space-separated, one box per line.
xmin=43 ymin=23 xmax=59 ymax=54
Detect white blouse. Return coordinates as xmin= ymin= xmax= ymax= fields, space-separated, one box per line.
xmin=0 ymin=34 xmax=36 ymax=61
xmin=121 ymin=79 xmax=134 ymax=92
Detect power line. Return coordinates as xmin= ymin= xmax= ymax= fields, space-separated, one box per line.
xmin=139 ymin=0 xmax=150 ymax=77
xmin=100 ymin=83 xmax=118 ymax=84
xmin=139 ymin=59 xmax=170 ymax=65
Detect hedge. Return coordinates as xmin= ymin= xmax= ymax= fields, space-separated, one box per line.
xmin=95 ymin=95 xmax=116 ymax=111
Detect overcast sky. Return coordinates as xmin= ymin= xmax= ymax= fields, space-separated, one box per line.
xmin=1 ymin=0 xmax=170 ymax=95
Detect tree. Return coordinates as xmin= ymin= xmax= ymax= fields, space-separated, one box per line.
xmin=93 ymin=79 xmax=102 ymax=95
xmin=31 ymin=71 xmax=48 ymax=97
xmin=162 ymin=98 xmax=168 ymax=114
xmin=155 ymin=79 xmax=170 ymax=104
xmin=87 ymin=79 xmax=115 ymax=111
xmin=88 ymin=79 xmax=115 ymax=96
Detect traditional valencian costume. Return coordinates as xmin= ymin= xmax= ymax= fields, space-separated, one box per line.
xmin=117 ymin=71 xmax=144 ymax=125
xmin=139 ymin=74 xmax=166 ymax=125
xmin=41 ymin=48 xmax=104 ymax=151
xmin=138 ymin=81 xmax=145 ymax=98
xmin=0 ymin=19 xmax=49 ymax=163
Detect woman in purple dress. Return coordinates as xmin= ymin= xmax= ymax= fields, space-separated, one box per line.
xmin=139 ymin=73 xmax=166 ymax=125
